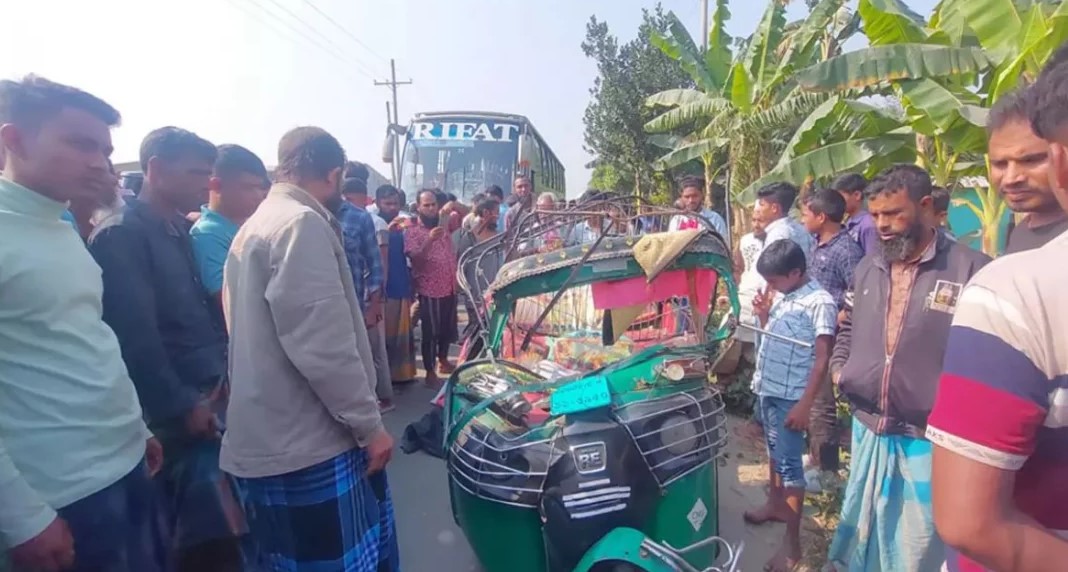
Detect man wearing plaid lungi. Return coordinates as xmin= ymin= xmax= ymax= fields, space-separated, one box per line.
xmin=222 ymin=126 xmax=398 ymax=571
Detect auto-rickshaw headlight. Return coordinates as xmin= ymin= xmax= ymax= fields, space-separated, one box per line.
xmin=657 ymin=412 xmax=701 ymax=455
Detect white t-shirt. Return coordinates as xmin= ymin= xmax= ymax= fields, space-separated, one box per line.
xmin=668 ymin=208 xmax=729 ymax=242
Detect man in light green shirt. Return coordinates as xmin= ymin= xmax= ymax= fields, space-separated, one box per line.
xmin=0 ymin=76 xmax=164 ymax=572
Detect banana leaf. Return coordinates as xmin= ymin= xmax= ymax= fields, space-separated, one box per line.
xmin=796 ymin=44 xmax=992 ymax=92
xmin=779 ymin=97 xmax=843 ymax=163
xmin=737 ymin=137 xmax=908 ymax=202
xmin=740 ymin=93 xmax=830 ymax=139
xmin=654 ymin=138 xmax=730 ymax=170
xmin=767 ymin=0 xmax=850 ymax=100
xmin=780 ymin=0 xmax=848 ymax=69
xmin=897 ymin=78 xmax=981 ymax=132
xmin=650 ymin=13 xmax=717 ymax=92
xmin=858 ymin=0 xmax=927 ymax=46
xmin=729 ymin=62 xmax=754 ymax=112
xmin=844 ymin=99 xmax=907 ymax=137
xmin=936 ymin=0 xmax=1024 ymax=66
xmin=644 ymin=89 xmax=732 ymax=134
xmin=704 ymin=0 xmax=734 ymax=92
xmin=743 ymin=0 xmax=787 ymax=93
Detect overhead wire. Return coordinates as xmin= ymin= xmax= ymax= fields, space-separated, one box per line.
xmin=298 ymin=0 xmax=392 ymax=68
xmin=223 ymin=0 xmax=376 ymax=82
xmin=296 ymin=0 xmax=433 ymax=112
xmin=234 ymin=0 xmax=430 ymax=122
xmin=257 ymin=0 xmax=383 ymax=80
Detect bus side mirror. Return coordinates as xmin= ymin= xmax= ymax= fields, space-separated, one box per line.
xmin=517 ymin=133 xmax=536 ymax=171
xmin=382 ymin=131 xmax=397 ymax=164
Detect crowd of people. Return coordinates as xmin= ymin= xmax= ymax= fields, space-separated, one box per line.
xmin=729 ymin=49 xmax=1068 ymax=572
xmin=2 ymin=41 xmax=1068 ymax=572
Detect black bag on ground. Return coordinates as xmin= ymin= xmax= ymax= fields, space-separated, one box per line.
xmin=401 ymin=405 xmax=445 ymax=458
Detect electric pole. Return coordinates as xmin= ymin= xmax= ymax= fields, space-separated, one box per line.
xmin=385 ymin=101 xmax=396 ymax=184
xmin=701 ymin=0 xmax=709 ymax=52
xmin=375 ymin=59 xmax=413 ymax=186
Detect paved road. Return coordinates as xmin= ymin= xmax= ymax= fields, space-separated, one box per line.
xmin=383 ymin=381 xmax=482 ymax=572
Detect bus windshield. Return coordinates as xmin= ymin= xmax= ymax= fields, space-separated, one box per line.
xmin=399 ymin=117 xmax=520 ymax=203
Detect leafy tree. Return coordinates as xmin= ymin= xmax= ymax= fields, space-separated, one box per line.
xmin=645 ymin=0 xmax=859 ymax=221
xmin=582 ymin=4 xmax=693 ymax=197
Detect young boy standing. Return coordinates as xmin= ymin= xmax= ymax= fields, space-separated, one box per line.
xmin=744 ymin=240 xmax=837 ymax=572
xmin=800 ymin=188 xmax=863 ymax=480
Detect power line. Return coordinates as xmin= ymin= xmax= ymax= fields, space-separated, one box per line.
xmin=252 ymin=0 xmax=381 ymax=80
xmin=298 ymin=0 xmax=392 ymax=68
xmin=223 ymin=0 xmax=352 ymax=74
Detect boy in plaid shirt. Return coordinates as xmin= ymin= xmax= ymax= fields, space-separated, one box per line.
xmin=744 ymin=239 xmax=837 ymax=571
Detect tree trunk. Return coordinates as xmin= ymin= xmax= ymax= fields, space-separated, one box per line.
xmin=703 ymin=156 xmax=715 ymax=209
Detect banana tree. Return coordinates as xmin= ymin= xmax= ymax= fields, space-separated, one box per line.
xmin=644 ymin=0 xmax=856 ymax=236
xmin=736 ymin=95 xmax=918 ymax=199
xmin=794 ymin=0 xmax=1068 ymax=255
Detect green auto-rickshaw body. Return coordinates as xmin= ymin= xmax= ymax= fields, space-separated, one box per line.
xmin=447 ymin=227 xmax=742 ymax=572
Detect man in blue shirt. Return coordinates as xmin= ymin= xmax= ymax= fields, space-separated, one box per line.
xmin=190 ymin=144 xmax=269 ymax=303
xmin=339 ymin=174 xmax=394 ymax=411
xmin=328 ymin=178 xmax=388 ymax=407
xmin=799 ymin=187 xmax=863 ymax=480
xmin=0 ymin=76 xmax=166 ymax=572
xmin=832 ymin=173 xmax=880 ymax=257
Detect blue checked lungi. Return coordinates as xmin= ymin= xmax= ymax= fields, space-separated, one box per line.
xmin=238 ymin=448 xmax=400 ymax=572
xmin=826 ymin=417 xmax=944 ymax=571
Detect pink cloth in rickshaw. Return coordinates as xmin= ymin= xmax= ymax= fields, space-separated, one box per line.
xmin=591 ymin=269 xmax=717 ymax=310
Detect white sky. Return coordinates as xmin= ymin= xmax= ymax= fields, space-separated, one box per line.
xmin=1 ymin=0 xmax=938 ymax=198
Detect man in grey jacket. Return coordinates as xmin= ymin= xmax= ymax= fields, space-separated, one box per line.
xmin=221 ymin=126 xmax=399 ymax=571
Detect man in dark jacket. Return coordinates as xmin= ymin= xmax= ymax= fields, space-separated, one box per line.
xmin=825 ymin=164 xmax=990 ymax=572
xmin=90 ymin=127 xmax=250 ymax=572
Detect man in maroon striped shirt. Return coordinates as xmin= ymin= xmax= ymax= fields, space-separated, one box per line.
xmin=929 ymin=44 xmax=1068 ymax=572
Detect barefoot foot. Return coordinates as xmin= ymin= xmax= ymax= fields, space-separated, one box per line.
xmin=763 ymin=541 xmax=801 ymax=572
xmin=743 ymin=503 xmax=789 ymax=525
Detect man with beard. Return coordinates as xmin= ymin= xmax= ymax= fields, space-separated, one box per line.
xmin=90 ymin=127 xmax=251 ymax=572
xmin=987 ymin=88 xmax=1068 ymax=254
xmin=404 ymin=189 xmax=468 ymax=387
xmin=377 ymin=184 xmax=418 ymax=385
xmin=503 ymin=174 xmax=533 ymax=231
xmin=925 ymin=43 xmax=1068 ymax=572
xmin=826 ymin=164 xmax=990 ymax=572
xmin=222 ymin=127 xmax=398 ymax=572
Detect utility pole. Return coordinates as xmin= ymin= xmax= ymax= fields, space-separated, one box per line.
xmin=375 ymin=59 xmax=413 ymax=186
xmin=385 ymin=101 xmax=396 ymax=184
xmin=701 ymin=0 xmax=709 ymax=52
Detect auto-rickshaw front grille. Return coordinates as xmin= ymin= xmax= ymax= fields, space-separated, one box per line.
xmin=613 ymin=386 xmax=729 ymax=487
xmin=447 ymin=422 xmax=562 ymax=508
